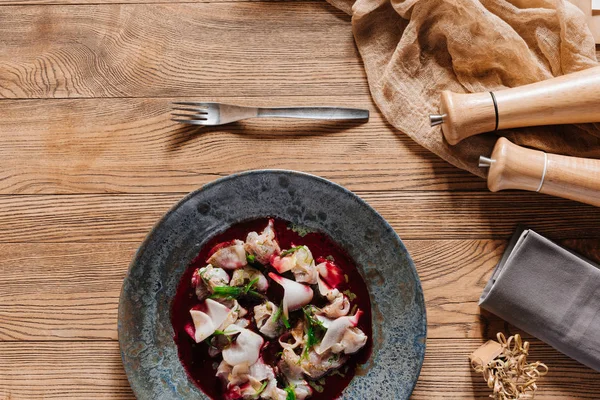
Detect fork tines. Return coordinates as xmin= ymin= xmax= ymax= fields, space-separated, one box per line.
xmin=171 ymin=102 xmax=209 ymax=125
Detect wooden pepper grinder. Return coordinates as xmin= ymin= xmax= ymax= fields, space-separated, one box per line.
xmin=479 ymin=138 xmax=600 ymax=207
xmin=429 ymin=66 xmax=600 ymax=145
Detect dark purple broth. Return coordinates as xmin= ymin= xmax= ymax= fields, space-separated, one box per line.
xmin=171 ymin=218 xmax=373 ymax=400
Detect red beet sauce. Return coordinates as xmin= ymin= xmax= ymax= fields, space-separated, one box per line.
xmin=171 ymin=218 xmax=373 ymax=400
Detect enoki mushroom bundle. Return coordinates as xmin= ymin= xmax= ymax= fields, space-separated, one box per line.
xmin=471 ymin=333 xmax=548 ymax=400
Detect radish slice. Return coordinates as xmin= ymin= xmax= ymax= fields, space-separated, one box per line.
xmin=245 ymin=219 xmax=281 ymax=265
xmin=184 ymin=321 xmax=196 ymax=341
xmin=268 ymin=272 xmax=313 ymax=317
xmin=316 ymin=259 xmax=344 ymax=288
xmin=222 ymin=327 xmax=264 ymax=366
xmin=190 ymin=310 xmax=216 ymax=343
xmin=189 ymin=299 xmax=231 ymax=343
xmin=317 ymin=275 xmax=335 ymax=298
xmin=315 ymin=309 xmax=363 ymax=355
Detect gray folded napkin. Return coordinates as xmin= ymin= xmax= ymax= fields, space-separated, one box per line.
xmin=479 ymin=228 xmax=600 ymax=372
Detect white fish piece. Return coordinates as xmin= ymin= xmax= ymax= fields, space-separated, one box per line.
xmin=278 ymin=320 xmax=305 ymax=351
xmin=331 ymin=327 xmax=368 ymax=355
xmin=230 ymin=266 xmax=269 ymax=292
xmin=260 ymin=379 xmax=288 ymax=400
xmin=315 ymin=309 xmax=363 ymax=355
xmin=218 ymin=300 xmax=247 ymax=331
xmin=254 ymin=301 xmax=281 ymax=338
xmin=291 ymin=381 xmax=313 ymax=400
xmin=191 ymin=264 xmax=230 ymax=300
xmin=320 ymin=291 xmax=350 ymax=319
xmin=317 ymin=275 xmax=339 ymax=301
xmin=234 ymin=317 xmax=250 ymax=329
xmin=245 ymin=219 xmax=281 ymax=264
xmin=278 ymin=348 xmax=304 ymax=380
xmin=271 ymin=245 xmax=318 ymax=284
xmin=207 ymin=239 xmax=248 ymax=270
xmin=268 ymin=272 xmax=313 ymax=318
xmin=300 ymin=348 xmax=348 ymax=379
xmin=230 ymin=363 xmax=251 ymax=387
xmin=277 ymin=350 xmax=313 ymax=399
xmin=220 ymin=357 xmax=281 ymax=399
xmin=189 ymin=298 xmax=231 ymax=343
xmin=216 ymin=359 xmax=232 ymax=383
xmin=222 ymin=327 xmax=264 ymax=366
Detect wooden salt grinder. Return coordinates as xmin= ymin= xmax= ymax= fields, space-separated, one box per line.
xmin=479 ymin=137 xmax=600 ymax=207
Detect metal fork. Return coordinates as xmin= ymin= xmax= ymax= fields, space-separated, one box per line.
xmin=171 ymin=102 xmax=369 ymax=126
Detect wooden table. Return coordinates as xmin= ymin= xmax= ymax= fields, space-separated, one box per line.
xmin=1 ymin=1 xmax=599 ymax=398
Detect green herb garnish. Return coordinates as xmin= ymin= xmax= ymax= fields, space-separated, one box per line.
xmin=343 ymin=289 xmax=357 ymax=301
xmin=284 ymin=384 xmax=296 ymax=400
xmin=280 ymin=245 xmax=306 ymax=257
xmin=280 ymin=309 xmax=291 ymax=329
xmin=247 ymin=254 xmax=256 ymax=263
xmin=302 ymin=306 xmax=326 ymax=360
xmin=308 ymin=380 xmax=324 ymax=393
xmin=255 ymin=380 xmax=268 ymax=398
xmin=330 ymin=368 xmax=346 ymax=378
xmin=287 ymin=223 xmax=316 ymax=237
xmin=273 ymin=303 xmax=290 ymax=329
xmin=210 ymin=278 xmax=263 ymax=300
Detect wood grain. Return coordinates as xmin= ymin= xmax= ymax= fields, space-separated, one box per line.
xmin=0 ymin=96 xmax=483 ymax=194
xmin=0 ymin=243 xmax=133 ymax=341
xmin=0 ymin=192 xmax=598 ymax=243
xmin=1 ymin=239 xmax=598 ymax=341
xmin=0 ymin=3 xmax=363 ymax=99
xmin=0 ymin=0 xmax=598 ymax=398
xmin=1 ymin=339 xmax=598 ymax=399
xmin=0 ymin=341 xmax=133 ymax=399
xmin=0 ymin=0 xmax=306 ymax=4
xmin=413 ymin=339 xmax=600 ymax=399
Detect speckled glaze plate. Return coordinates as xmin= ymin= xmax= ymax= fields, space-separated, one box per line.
xmin=118 ymin=170 xmax=426 ymax=399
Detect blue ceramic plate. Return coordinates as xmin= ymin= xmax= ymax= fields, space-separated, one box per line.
xmin=118 ymin=170 xmax=426 ymax=399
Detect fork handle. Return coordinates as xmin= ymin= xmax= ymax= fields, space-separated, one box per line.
xmin=257 ymin=107 xmax=369 ymax=120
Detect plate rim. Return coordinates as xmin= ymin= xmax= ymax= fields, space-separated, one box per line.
xmin=118 ymin=169 xmax=427 ymax=399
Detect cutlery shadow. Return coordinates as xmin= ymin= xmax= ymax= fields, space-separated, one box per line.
xmin=167 ymin=118 xmax=369 ymax=152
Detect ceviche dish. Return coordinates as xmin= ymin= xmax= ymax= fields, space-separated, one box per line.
xmin=171 ymin=218 xmax=373 ymax=400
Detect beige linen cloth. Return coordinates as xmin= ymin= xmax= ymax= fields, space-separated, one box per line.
xmin=327 ymin=0 xmax=600 ymax=177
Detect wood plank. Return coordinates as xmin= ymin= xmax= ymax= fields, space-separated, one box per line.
xmin=0 ymin=0 xmax=307 ymax=4
xmin=0 ymin=3 xmax=363 ymax=99
xmin=0 ymin=243 xmax=133 ymax=341
xmin=413 ymin=338 xmax=600 ymax=399
xmin=0 ymin=96 xmax=483 ymax=194
xmin=1 ymin=239 xmax=598 ymax=341
xmin=0 ymin=339 xmax=598 ymax=399
xmin=0 ymin=341 xmax=134 ymax=399
xmin=0 ymin=192 xmax=598 ymax=243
